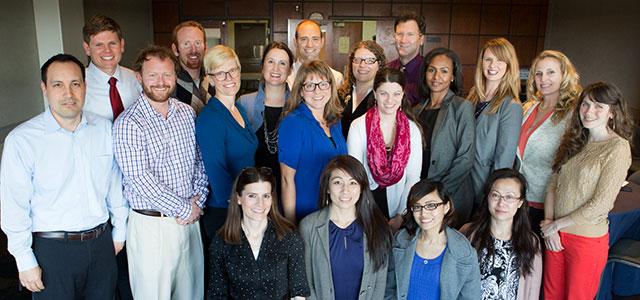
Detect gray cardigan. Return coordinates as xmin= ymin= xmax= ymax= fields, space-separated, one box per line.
xmin=384 ymin=226 xmax=481 ymax=300
xmin=299 ymin=207 xmax=388 ymax=300
xmin=416 ymin=90 xmax=475 ymax=222
xmin=468 ymin=96 xmax=522 ymax=204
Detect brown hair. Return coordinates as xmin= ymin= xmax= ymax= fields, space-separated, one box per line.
xmin=133 ymin=45 xmax=179 ymax=74
xmin=82 ymin=15 xmax=122 ymax=43
xmin=553 ymin=82 xmax=635 ymax=171
xmin=285 ymin=60 xmax=343 ymax=126
xmin=467 ymin=38 xmax=521 ymax=114
xmin=526 ymin=50 xmax=581 ymax=124
xmin=338 ymin=40 xmax=386 ymax=100
xmin=218 ymin=167 xmax=295 ymax=244
xmin=172 ymin=21 xmax=206 ymax=47
xmin=402 ymin=179 xmax=456 ymax=236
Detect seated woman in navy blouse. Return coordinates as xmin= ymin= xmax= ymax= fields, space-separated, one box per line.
xmin=300 ymin=155 xmax=392 ymax=300
xmin=196 ymin=45 xmax=258 ymax=241
xmin=385 ymin=179 xmax=480 ymax=300
xmin=279 ymin=60 xmax=347 ymax=223
xmin=208 ymin=167 xmax=309 ymax=299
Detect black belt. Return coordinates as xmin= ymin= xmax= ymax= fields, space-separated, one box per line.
xmin=133 ymin=209 xmax=167 ymax=217
xmin=33 ymin=222 xmax=108 ymax=241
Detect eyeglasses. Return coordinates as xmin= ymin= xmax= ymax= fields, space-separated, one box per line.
xmin=208 ymin=67 xmax=240 ymax=81
xmin=302 ymin=81 xmax=331 ymax=92
xmin=488 ymin=191 xmax=522 ymax=204
xmin=353 ymin=57 xmax=377 ymax=65
xmin=410 ymin=202 xmax=445 ymax=213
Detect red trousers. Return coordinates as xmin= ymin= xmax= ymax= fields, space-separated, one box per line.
xmin=543 ymin=231 xmax=609 ymax=300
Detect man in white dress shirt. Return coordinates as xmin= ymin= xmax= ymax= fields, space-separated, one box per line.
xmin=82 ymin=15 xmax=141 ymax=122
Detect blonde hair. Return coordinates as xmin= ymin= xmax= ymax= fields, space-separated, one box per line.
xmin=201 ymin=45 xmax=241 ymax=97
xmin=468 ymin=38 xmax=520 ymax=114
xmin=526 ymin=50 xmax=581 ymax=124
xmin=285 ymin=60 xmax=343 ymax=126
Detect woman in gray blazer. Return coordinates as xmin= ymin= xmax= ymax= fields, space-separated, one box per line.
xmin=415 ymin=48 xmax=475 ymax=226
xmin=466 ymin=38 xmax=523 ymax=208
xmin=385 ymin=179 xmax=480 ymax=300
xmin=300 ymin=155 xmax=392 ymax=300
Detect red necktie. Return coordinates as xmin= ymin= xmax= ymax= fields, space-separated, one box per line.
xmin=109 ymin=77 xmax=124 ymax=120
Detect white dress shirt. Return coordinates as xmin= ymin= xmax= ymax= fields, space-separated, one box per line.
xmin=286 ymin=61 xmax=344 ymax=90
xmin=84 ymin=62 xmax=142 ymax=121
xmin=0 ymin=111 xmax=128 ymax=271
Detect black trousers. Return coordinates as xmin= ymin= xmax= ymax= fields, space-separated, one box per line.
xmin=32 ymin=225 xmax=117 ymax=300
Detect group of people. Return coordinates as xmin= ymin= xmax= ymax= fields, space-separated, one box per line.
xmin=0 ymin=12 xmax=634 ymax=300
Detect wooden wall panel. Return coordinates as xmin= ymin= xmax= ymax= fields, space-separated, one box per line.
xmin=153 ymin=2 xmax=179 ymax=33
xmin=451 ymin=4 xmax=481 ymax=34
xmin=510 ymin=5 xmax=539 ymax=36
xmin=363 ymin=3 xmax=391 ymax=17
xmin=392 ymin=4 xmax=421 ymax=17
xmin=424 ymin=34 xmax=450 ymax=54
xmin=273 ymin=2 xmax=302 ymax=32
xmin=182 ymin=0 xmax=225 ymax=17
xmin=450 ymin=35 xmax=479 ymax=65
xmin=423 ymin=4 xmax=451 ymax=34
xmin=228 ymin=0 xmax=269 ymax=17
xmin=480 ymin=5 xmax=509 ymax=35
xmin=333 ymin=2 xmax=362 ymax=17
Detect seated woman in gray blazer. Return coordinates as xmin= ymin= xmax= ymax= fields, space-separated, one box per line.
xmin=415 ymin=47 xmax=475 ymax=226
xmin=466 ymin=38 xmax=523 ymax=208
xmin=385 ymin=179 xmax=480 ymax=300
xmin=300 ymin=155 xmax=392 ymax=300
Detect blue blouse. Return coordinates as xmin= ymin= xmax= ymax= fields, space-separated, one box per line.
xmin=329 ymin=221 xmax=364 ymax=300
xmin=196 ymin=97 xmax=258 ymax=208
xmin=278 ymin=103 xmax=347 ymax=220
xmin=407 ymin=245 xmax=447 ymax=300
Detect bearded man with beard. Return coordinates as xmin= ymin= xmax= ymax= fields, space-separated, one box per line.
xmin=113 ymin=45 xmax=209 ymax=299
xmin=171 ymin=21 xmax=214 ymax=113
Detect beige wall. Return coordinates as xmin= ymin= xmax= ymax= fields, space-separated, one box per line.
xmin=545 ymin=0 xmax=640 ymax=118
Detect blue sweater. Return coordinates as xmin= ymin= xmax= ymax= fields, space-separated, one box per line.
xmin=196 ymin=97 xmax=258 ymax=208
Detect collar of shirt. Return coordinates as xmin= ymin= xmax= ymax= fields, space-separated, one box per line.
xmin=87 ymin=62 xmax=123 ymax=83
xmin=402 ymin=55 xmax=423 ymax=75
xmin=138 ymin=94 xmax=178 ymax=120
xmin=177 ymin=65 xmax=205 ymax=84
xmin=43 ymin=108 xmax=89 ymax=134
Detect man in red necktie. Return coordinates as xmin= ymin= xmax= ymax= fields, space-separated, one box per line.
xmin=82 ymin=15 xmax=142 ymax=122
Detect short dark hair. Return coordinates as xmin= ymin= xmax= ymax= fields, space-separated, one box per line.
xmin=133 ymin=45 xmax=179 ymax=74
xmin=394 ymin=14 xmax=426 ymax=35
xmin=83 ymin=15 xmax=122 ymax=43
xmin=419 ymin=47 xmax=465 ymax=98
xmin=41 ymin=54 xmax=85 ymax=84
xmin=402 ymin=179 xmax=456 ymax=236
xmin=260 ymin=41 xmax=294 ymax=70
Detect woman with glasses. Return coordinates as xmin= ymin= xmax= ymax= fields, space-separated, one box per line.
xmin=415 ymin=47 xmax=475 ymax=226
xmin=347 ymin=68 xmax=422 ymax=231
xmin=300 ymin=155 xmax=392 ymax=300
xmin=196 ymin=45 xmax=258 ymax=240
xmin=467 ymin=38 xmax=523 ymax=208
xmin=279 ymin=60 xmax=347 ymax=223
xmin=238 ymin=42 xmax=295 ymax=197
xmin=385 ymin=179 xmax=480 ymax=299
xmin=461 ymin=168 xmax=541 ymax=300
xmin=208 ymin=167 xmax=309 ymax=299
xmin=542 ymin=82 xmax=633 ymax=299
xmin=338 ymin=40 xmax=386 ymax=138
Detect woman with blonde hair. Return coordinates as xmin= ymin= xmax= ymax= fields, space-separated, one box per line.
xmin=542 ymin=82 xmax=633 ymax=299
xmin=517 ymin=50 xmax=581 ymax=236
xmin=467 ymin=38 xmax=523 ymax=208
xmin=338 ymin=40 xmax=386 ymax=138
xmin=196 ymin=45 xmax=258 ymax=240
xmin=279 ymin=60 xmax=347 ymax=223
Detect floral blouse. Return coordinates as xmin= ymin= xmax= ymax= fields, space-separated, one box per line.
xmin=479 ymin=238 xmax=520 ymax=300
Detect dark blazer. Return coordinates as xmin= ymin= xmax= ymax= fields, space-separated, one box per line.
xmin=340 ymin=88 xmax=376 ymax=139
xmin=300 ymin=207 xmax=388 ymax=300
xmin=384 ymin=226 xmax=481 ymax=300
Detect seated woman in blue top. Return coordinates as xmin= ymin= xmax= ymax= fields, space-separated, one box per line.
xmin=279 ymin=60 xmax=347 ymax=223
xmin=208 ymin=167 xmax=309 ymax=299
xmin=196 ymin=45 xmax=258 ymax=241
xmin=300 ymin=155 xmax=392 ymax=300
xmin=385 ymin=179 xmax=480 ymax=300
xmin=237 ymin=42 xmax=294 ymax=197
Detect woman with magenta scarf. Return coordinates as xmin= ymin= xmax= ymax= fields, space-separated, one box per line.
xmin=348 ymin=68 xmax=423 ymax=231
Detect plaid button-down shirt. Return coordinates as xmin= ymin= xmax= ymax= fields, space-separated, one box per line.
xmin=113 ymin=95 xmax=208 ymax=219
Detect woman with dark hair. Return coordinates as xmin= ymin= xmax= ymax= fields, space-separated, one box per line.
xmin=542 ymin=82 xmax=633 ymax=300
xmin=208 ymin=167 xmax=309 ymax=299
xmin=385 ymin=179 xmax=480 ymax=300
xmin=517 ymin=50 xmax=581 ymax=237
xmin=299 ymin=155 xmax=392 ymax=300
xmin=415 ymin=47 xmax=475 ymax=226
xmin=338 ymin=40 xmax=387 ymax=138
xmin=238 ymin=41 xmax=295 ymax=196
xmin=461 ymin=168 xmax=541 ymax=300
xmin=467 ymin=38 xmax=523 ymax=207
xmin=347 ymin=68 xmax=422 ymax=231
xmin=279 ymin=60 xmax=347 ymax=223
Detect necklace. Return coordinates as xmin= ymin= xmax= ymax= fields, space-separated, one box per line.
xmin=263 ymin=108 xmax=282 ymax=154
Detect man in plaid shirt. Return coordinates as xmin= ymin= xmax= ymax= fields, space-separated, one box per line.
xmin=113 ymin=45 xmax=208 ymax=299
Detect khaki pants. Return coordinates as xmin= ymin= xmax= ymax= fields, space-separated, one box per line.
xmin=127 ymin=210 xmax=204 ymax=300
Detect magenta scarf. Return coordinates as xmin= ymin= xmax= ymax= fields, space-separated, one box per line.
xmin=365 ymin=106 xmax=411 ymax=187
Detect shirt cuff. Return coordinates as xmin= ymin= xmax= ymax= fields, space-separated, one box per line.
xmin=15 ymin=252 xmax=38 ymax=272
xmin=111 ymin=226 xmax=126 ymax=242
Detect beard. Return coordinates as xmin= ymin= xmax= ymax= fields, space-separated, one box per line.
xmin=178 ymin=49 xmax=203 ymax=70
xmin=142 ymin=83 xmax=176 ymax=103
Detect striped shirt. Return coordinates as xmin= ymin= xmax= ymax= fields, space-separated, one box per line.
xmin=113 ymin=95 xmax=208 ymax=219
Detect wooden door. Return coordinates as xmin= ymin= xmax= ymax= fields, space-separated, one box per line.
xmin=330 ymin=21 xmax=363 ymax=76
